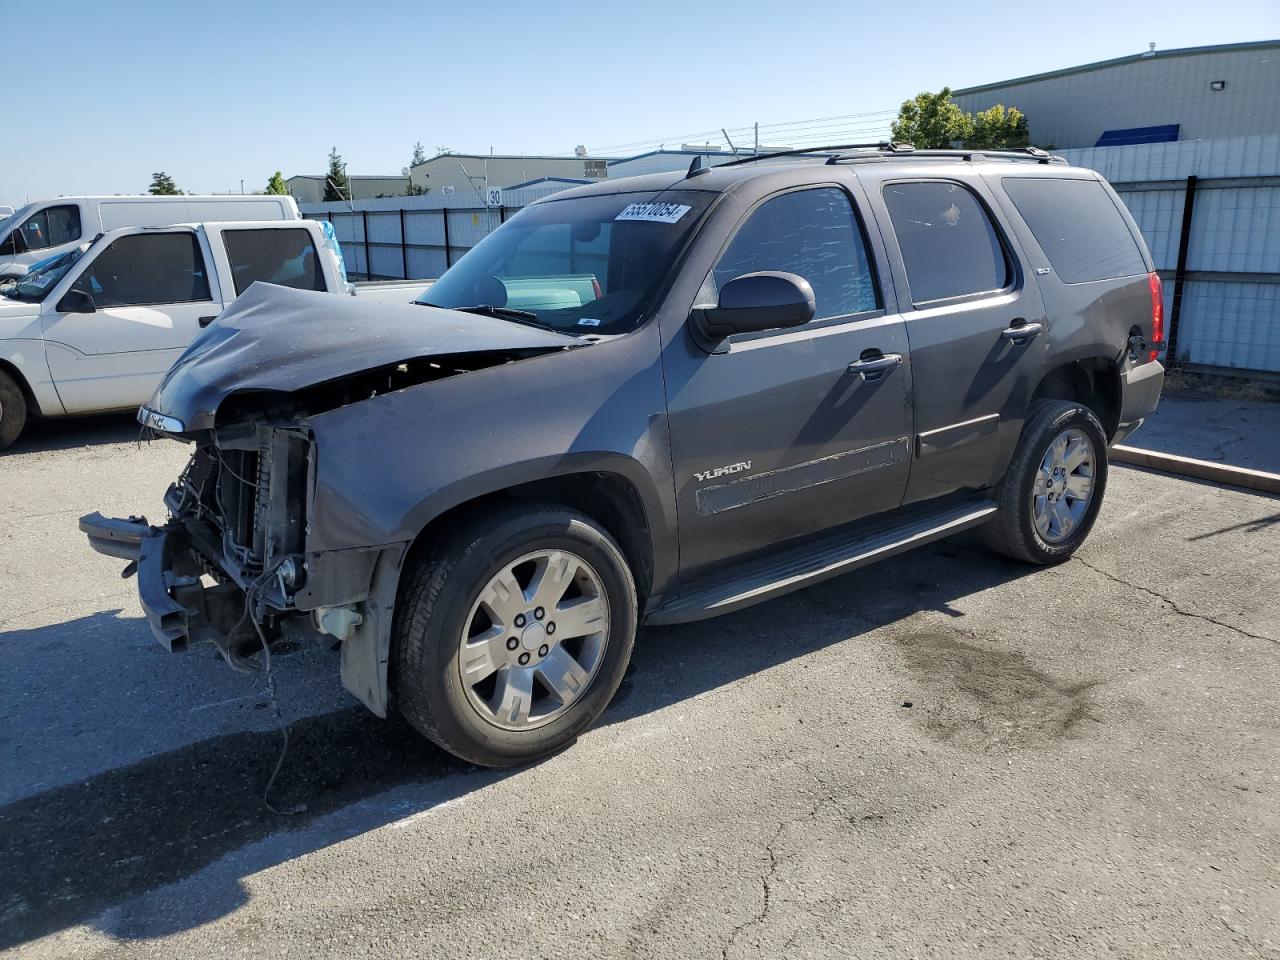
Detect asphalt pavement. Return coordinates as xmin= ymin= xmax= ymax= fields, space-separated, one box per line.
xmin=1 ymin=413 xmax=1277 ymax=959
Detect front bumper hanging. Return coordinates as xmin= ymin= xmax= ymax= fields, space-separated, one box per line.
xmin=80 ymin=513 xmax=253 ymax=656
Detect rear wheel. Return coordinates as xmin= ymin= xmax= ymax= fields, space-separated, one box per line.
xmin=0 ymin=371 xmax=28 ymax=450
xmin=980 ymin=400 xmax=1108 ymax=564
xmin=392 ymin=502 xmax=638 ymax=767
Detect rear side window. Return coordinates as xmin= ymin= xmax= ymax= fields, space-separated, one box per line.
xmin=223 ymin=228 xmax=326 ymax=296
xmin=711 ymin=187 xmax=879 ymax=320
xmin=883 ymin=181 xmax=1009 ymax=304
xmin=1001 ymin=178 xmax=1147 ymax=283
xmin=76 ymin=233 xmax=211 ymax=307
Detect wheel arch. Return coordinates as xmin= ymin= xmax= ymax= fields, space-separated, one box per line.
xmin=0 ymin=357 xmax=43 ymax=417
xmin=1030 ymin=356 xmax=1122 ymax=441
xmin=340 ymin=467 xmax=661 ymax=719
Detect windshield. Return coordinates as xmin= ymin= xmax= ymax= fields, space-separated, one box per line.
xmin=0 ymin=204 xmax=29 ymax=240
xmin=2 ymin=246 xmax=87 ymax=302
xmin=418 ymin=190 xmax=713 ymax=336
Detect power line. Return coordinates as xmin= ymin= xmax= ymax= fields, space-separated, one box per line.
xmin=593 ymin=109 xmax=898 ymax=155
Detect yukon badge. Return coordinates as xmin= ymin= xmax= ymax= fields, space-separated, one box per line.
xmin=695 ymin=461 xmax=752 ymax=483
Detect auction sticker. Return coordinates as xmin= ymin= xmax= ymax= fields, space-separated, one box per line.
xmin=615 ymin=202 xmax=691 ymax=224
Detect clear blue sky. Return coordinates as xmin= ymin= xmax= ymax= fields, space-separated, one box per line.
xmin=2 ymin=0 xmax=1276 ymax=203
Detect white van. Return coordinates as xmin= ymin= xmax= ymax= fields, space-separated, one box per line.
xmin=0 ymin=195 xmax=300 ymax=281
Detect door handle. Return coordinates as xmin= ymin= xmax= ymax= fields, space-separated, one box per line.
xmin=848 ymin=352 xmax=903 ymax=380
xmin=1000 ymin=320 xmax=1043 ymax=343
xmin=198 ymin=315 xmax=217 ymax=328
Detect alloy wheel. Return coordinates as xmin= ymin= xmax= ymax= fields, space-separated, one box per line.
xmin=1031 ymin=427 xmax=1095 ymax=543
xmin=458 ymin=549 xmax=610 ymax=731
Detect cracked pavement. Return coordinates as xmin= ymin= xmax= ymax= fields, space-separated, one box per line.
xmin=2 ymin=414 xmax=1278 ymax=959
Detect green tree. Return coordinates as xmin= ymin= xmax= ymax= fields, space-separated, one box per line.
xmin=434 ymin=145 xmax=453 ymax=157
xmin=148 ymin=171 xmax=182 ymax=195
xmin=264 ymin=171 xmax=289 ymax=195
xmin=411 ymin=141 xmax=427 ymax=166
xmin=891 ymin=88 xmax=972 ymax=149
xmin=967 ymin=103 xmax=1030 ymax=150
xmin=323 ymin=147 xmax=350 ymax=202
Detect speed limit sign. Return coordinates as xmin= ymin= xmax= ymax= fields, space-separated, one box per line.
xmin=485 ymin=187 xmax=502 ymax=207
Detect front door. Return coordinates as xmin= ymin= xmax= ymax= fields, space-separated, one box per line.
xmin=663 ymin=185 xmax=913 ymax=580
xmin=42 ymin=231 xmax=221 ymax=413
xmin=868 ymin=176 xmax=1050 ymax=504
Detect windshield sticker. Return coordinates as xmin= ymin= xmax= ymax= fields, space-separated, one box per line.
xmin=615 ymin=202 xmax=692 ymax=224
xmin=577 ymin=317 xmax=601 ymax=327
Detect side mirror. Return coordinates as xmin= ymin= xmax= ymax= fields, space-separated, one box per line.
xmin=58 ymin=289 xmax=96 ymax=314
xmin=700 ymin=271 xmax=815 ymax=339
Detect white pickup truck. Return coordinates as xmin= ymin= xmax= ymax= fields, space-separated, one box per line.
xmin=0 ymin=219 xmax=427 ymax=448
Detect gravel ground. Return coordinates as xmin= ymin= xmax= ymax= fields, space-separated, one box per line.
xmin=1 ymin=413 xmax=1277 ymax=959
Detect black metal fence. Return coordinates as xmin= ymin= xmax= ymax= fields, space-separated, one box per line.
xmin=313 ymin=205 xmax=513 ymax=282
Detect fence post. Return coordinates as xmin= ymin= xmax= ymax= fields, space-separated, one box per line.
xmin=442 ymin=208 xmax=452 ymax=268
xmin=360 ymin=210 xmax=372 ymax=279
xmin=1166 ymin=175 xmax=1198 ymax=367
xmin=499 ymin=205 xmax=507 ymax=223
xmin=399 ymin=208 xmax=409 ymax=279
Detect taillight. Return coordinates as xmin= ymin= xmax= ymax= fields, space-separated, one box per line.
xmin=591 ymin=277 xmax=603 ymax=300
xmin=1147 ymin=271 xmax=1164 ymax=363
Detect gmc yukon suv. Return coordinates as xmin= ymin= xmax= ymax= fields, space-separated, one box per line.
xmin=83 ymin=145 xmax=1165 ymax=767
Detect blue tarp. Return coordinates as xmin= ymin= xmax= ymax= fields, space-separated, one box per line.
xmin=1095 ymin=124 xmax=1180 ymax=147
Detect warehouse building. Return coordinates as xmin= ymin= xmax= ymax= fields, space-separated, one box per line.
xmin=952 ymin=40 xmax=1280 ymax=149
xmin=408 ymin=151 xmax=607 ymax=197
xmin=286 ymin=174 xmax=410 ymax=203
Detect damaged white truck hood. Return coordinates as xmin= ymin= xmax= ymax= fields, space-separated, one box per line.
xmin=144 ymin=283 xmax=581 ymax=433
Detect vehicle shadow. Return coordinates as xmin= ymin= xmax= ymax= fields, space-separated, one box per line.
xmin=0 ymin=537 xmax=1035 ymax=949
xmin=4 ymin=412 xmax=141 ymax=454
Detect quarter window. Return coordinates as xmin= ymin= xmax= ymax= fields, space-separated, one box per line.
xmin=710 ymin=187 xmax=879 ymax=321
xmin=223 ymin=228 xmax=327 ymax=296
xmin=1001 ymin=177 xmax=1147 ymax=283
xmin=75 ymin=233 xmax=211 ymax=308
xmin=883 ymin=181 xmax=1009 ymax=304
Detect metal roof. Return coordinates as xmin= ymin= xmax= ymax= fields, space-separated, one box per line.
xmin=954 ymin=39 xmax=1280 ymax=96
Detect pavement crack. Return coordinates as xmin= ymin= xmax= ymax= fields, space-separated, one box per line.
xmin=1075 ymin=556 xmax=1278 ymax=647
xmin=721 ymin=819 xmax=786 ymax=960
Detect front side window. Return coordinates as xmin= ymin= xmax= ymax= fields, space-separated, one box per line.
xmin=11 ymin=205 xmax=82 ymax=254
xmin=224 ymin=228 xmax=327 ymax=296
xmin=420 ymin=190 xmax=714 ymax=336
xmin=710 ymin=187 xmax=879 ymax=320
xmin=883 ymin=181 xmax=1010 ymax=304
xmin=73 ymin=233 xmax=211 ymax=308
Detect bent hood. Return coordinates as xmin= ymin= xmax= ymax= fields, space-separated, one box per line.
xmin=146 ymin=283 xmax=579 ymax=433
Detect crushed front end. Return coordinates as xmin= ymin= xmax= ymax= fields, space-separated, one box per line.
xmin=82 ymin=417 xmax=320 ymax=665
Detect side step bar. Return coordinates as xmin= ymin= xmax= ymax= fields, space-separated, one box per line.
xmin=646 ymin=499 xmax=997 ymax=625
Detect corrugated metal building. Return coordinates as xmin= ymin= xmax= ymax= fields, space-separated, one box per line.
xmin=286 ymin=174 xmax=410 ymax=203
xmin=953 ymin=40 xmax=1280 ymax=150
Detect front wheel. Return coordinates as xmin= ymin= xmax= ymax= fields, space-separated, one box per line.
xmin=392 ymin=502 xmax=638 ymax=767
xmin=980 ymin=400 xmax=1109 ymax=565
xmin=0 ymin=370 xmax=29 ymax=450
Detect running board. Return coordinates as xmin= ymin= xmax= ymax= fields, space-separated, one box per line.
xmin=646 ymin=499 xmax=998 ymax=625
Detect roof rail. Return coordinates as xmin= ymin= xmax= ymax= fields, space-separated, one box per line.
xmin=714 ymin=142 xmax=916 ymax=169
xmin=827 ymin=145 xmax=1067 ymax=165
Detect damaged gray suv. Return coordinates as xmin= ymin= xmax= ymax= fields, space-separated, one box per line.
xmin=84 ymin=145 xmax=1165 ymax=767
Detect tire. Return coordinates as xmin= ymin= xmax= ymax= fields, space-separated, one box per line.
xmin=392 ymin=501 xmax=638 ymax=767
xmin=0 ymin=371 xmax=28 ymax=450
xmin=979 ymin=399 xmax=1108 ymax=565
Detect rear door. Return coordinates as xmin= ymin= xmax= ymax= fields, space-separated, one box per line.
xmin=861 ymin=172 xmax=1049 ymax=504
xmin=663 ymin=183 xmax=913 ymax=579
xmin=41 ymin=229 xmax=224 ymax=412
